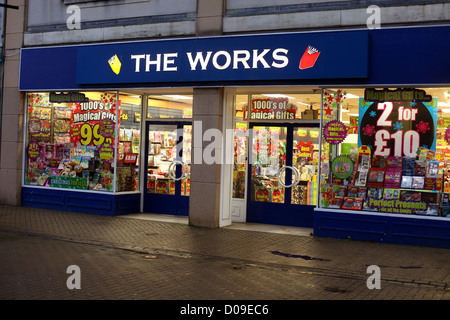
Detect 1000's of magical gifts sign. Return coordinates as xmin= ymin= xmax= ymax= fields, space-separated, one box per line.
xmin=358 ymin=88 xmax=438 ymax=157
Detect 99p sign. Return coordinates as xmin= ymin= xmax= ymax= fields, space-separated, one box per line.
xmin=71 ymin=101 xmax=117 ymax=147
xmin=358 ymin=95 xmax=437 ymax=157
xmin=79 ymin=119 xmax=115 ymax=146
xmin=80 ymin=123 xmax=105 ymax=146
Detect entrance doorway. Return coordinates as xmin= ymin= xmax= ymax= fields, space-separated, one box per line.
xmin=231 ymin=90 xmax=323 ymax=228
xmin=143 ymin=121 xmax=192 ymax=215
xmin=246 ymin=123 xmax=320 ymax=227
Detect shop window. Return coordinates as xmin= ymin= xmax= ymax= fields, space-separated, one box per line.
xmin=233 ymin=95 xmax=248 ymax=199
xmin=147 ymin=94 xmax=193 ymax=119
xmin=319 ymin=87 xmax=450 ymax=218
xmin=117 ymin=93 xmax=142 ymax=192
xmin=24 ymin=91 xmax=142 ymax=193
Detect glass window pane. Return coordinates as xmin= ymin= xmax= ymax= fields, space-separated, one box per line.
xmin=251 ymin=126 xmax=286 ymax=203
xmin=319 ymin=87 xmax=450 ymax=217
xmin=233 ymin=94 xmax=249 ymax=199
xmin=147 ymin=94 xmax=193 ymax=119
xmin=181 ymin=125 xmax=192 ymax=196
xmin=25 ymin=92 xmax=117 ymax=192
xmin=147 ymin=124 xmax=178 ymax=195
xmin=292 ymin=126 xmax=320 ymax=205
xmin=117 ymin=93 xmax=142 ymax=192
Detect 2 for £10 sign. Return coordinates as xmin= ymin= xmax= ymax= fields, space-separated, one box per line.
xmin=358 ymin=90 xmax=437 ymax=157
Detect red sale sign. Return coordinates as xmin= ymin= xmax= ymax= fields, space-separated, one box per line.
xmin=124 ymin=153 xmax=138 ymax=164
xmin=70 ymin=95 xmax=119 ymax=147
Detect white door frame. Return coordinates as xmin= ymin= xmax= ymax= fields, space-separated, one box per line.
xmin=219 ymin=88 xmax=236 ymax=227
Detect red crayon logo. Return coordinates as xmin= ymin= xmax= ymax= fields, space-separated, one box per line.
xmin=299 ymin=46 xmax=320 ymax=70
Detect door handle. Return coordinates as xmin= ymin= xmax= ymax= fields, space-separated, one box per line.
xmin=168 ymin=160 xmax=189 ymax=181
xmin=276 ymin=165 xmax=299 ymax=188
xmin=293 ymin=166 xmax=301 ymax=187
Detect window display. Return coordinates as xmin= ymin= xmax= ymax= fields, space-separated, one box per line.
xmin=319 ymin=88 xmax=450 ymax=218
xmin=24 ymin=92 xmax=142 ymax=193
xmin=117 ymin=93 xmax=142 ymax=192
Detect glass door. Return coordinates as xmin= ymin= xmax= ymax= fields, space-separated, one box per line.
xmin=250 ymin=125 xmax=288 ymax=204
xmin=246 ymin=123 xmax=319 ymax=227
xmin=291 ymin=126 xmax=320 ymax=207
xmin=144 ymin=122 xmax=191 ymax=215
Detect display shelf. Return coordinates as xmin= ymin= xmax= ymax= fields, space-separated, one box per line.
xmin=400 ymin=188 xmax=440 ymax=194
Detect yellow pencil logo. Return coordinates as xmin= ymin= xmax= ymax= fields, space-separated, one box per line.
xmin=108 ymin=54 xmax=122 ymax=75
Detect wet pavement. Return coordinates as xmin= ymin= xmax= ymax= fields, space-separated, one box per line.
xmin=1 ymin=204 xmax=449 ymax=311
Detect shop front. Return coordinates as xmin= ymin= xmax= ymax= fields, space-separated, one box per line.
xmin=18 ymin=25 xmax=450 ymax=247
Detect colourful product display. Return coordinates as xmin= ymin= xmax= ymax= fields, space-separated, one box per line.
xmin=321 ymin=148 xmax=445 ymax=216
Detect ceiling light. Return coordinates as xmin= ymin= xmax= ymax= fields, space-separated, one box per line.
xmin=262 ymin=94 xmax=296 ymax=99
xmin=345 ymin=93 xmax=360 ymax=99
xmin=162 ymin=95 xmax=193 ymax=100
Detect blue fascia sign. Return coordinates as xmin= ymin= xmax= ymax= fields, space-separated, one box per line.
xmin=76 ymin=31 xmax=368 ymax=85
xmin=19 ymin=26 xmax=450 ymax=90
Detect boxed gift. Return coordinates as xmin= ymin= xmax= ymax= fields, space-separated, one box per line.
xmin=403 ymin=157 xmax=416 ymax=176
xmin=414 ymin=160 xmax=427 ymax=176
xmin=411 ymin=176 xmax=425 ymax=189
xmin=384 ymin=169 xmax=402 ymax=188
xmin=401 ymin=176 xmax=413 ymax=188
xmin=367 ymin=167 xmax=385 ymax=187
xmin=341 ymin=197 xmax=364 ymax=210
